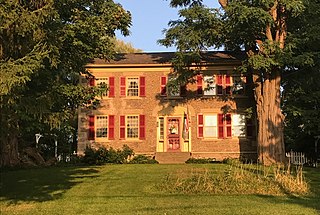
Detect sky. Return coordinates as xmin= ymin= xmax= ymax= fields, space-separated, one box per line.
xmin=115 ymin=0 xmax=220 ymax=52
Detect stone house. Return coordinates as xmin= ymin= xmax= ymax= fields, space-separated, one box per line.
xmin=77 ymin=52 xmax=257 ymax=163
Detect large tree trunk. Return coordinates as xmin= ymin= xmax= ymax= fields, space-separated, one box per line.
xmin=0 ymin=136 xmax=20 ymax=167
xmin=254 ymin=70 xmax=285 ymax=165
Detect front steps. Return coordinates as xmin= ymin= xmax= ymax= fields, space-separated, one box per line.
xmin=155 ymin=152 xmax=191 ymax=164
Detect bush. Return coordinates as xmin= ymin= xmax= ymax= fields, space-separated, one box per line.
xmin=129 ymin=155 xmax=159 ymax=164
xmin=82 ymin=145 xmax=134 ymax=165
xmin=185 ymin=158 xmax=217 ymax=164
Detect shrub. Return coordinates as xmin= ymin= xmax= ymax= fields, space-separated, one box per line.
xmin=82 ymin=145 xmax=134 ymax=165
xmin=129 ymin=155 xmax=159 ymax=164
xmin=185 ymin=158 xmax=217 ymax=164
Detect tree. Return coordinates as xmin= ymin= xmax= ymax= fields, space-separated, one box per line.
xmin=159 ymin=0 xmax=304 ymax=164
xmin=0 ymin=0 xmax=131 ymax=167
xmin=114 ymin=38 xmax=143 ymax=53
xmin=282 ymin=0 xmax=320 ymax=158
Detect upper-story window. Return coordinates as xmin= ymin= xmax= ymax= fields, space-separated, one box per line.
xmin=88 ymin=76 xmax=115 ymax=98
xmin=203 ymin=75 xmax=216 ymax=96
xmin=120 ymin=76 xmax=146 ymax=97
xmin=198 ymin=74 xmax=246 ymax=96
xmin=232 ymin=76 xmax=246 ymax=95
xmin=127 ymin=77 xmax=139 ymax=96
xmin=96 ymin=78 xmax=109 ymax=97
xmin=160 ymin=75 xmax=185 ymax=97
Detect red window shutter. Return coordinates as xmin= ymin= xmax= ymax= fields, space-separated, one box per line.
xmin=218 ymin=114 xmax=224 ymax=138
xmin=108 ymin=115 xmax=115 ymax=140
xmin=120 ymin=77 xmax=126 ymax=97
xmin=226 ymin=114 xmax=232 ymax=137
xmin=217 ymin=75 xmax=223 ymax=85
xmin=120 ymin=115 xmax=126 ymax=139
xmin=109 ymin=77 xmax=115 ymax=97
xmin=139 ymin=76 xmax=146 ymax=97
xmin=139 ymin=115 xmax=145 ymax=140
xmin=160 ymin=76 xmax=167 ymax=96
xmin=198 ymin=114 xmax=204 ymax=138
xmin=88 ymin=77 xmax=95 ymax=86
xmin=225 ymin=75 xmax=231 ymax=95
xmin=88 ymin=115 xmax=95 ymax=140
xmin=197 ymin=75 xmax=203 ymax=95
xmin=217 ymin=75 xmax=223 ymax=95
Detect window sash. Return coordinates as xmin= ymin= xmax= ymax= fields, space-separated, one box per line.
xmin=203 ymin=76 xmax=216 ymax=95
xmin=96 ymin=78 xmax=108 ymax=97
xmin=126 ymin=115 xmax=139 ymax=138
xmin=96 ymin=116 xmax=108 ymax=138
xmin=127 ymin=77 xmax=139 ymax=97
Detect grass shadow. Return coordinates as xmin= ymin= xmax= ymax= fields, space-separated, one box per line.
xmin=0 ymin=166 xmax=100 ymax=203
xmin=254 ymin=167 xmax=320 ymax=213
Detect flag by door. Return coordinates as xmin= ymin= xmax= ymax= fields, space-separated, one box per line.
xmin=182 ymin=111 xmax=189 ymax=140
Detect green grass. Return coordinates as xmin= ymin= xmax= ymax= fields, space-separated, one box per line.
xmin=1 ymin=164 xmax=319 ymax=215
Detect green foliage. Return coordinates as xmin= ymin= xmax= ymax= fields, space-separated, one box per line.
xmin=185 ymin=157 xmax=216 ymax=164
xmin=129 ymin=154 xmax=159 ymax=164
xmin=0 ymin=0 xmax=131 ymax=166
xmin=283 ymin=0 xmax=320 ymax=157
xmin=82 ymin=145 xmax=134 ymax=165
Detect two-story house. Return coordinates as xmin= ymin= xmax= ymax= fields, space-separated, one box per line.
xmin=77 ymin=52 xmax=257 ymax=163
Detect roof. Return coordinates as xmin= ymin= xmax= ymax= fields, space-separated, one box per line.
xmin=88 ymin=51 xmax=245 ymax=67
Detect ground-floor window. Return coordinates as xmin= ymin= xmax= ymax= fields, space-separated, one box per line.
xmin=198 ymin=113 xmax=252 ymax=139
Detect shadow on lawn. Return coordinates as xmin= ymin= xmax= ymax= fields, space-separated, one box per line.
xmin=255 ymin=167 xmax=320 ymax=213
xmin=0 ymin=166 xmax=100 ymax=203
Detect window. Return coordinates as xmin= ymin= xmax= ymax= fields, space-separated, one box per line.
xmin=127 ymin=115 xmax=139 ymax=138
xmin=232 ymin=76 xmax=246 ymax=95
xmin=96 ymin=116 xmax=108 ymax=138
xmin=120 ymin=76 xmax=146 ymax=97
xmin=159 ymin=117 xmax=164 ymax=140
xmin=160 ymin=75 xmax=184 ymax=97
xmin=167 ymin=75 xmax=180 ymax=97
xmin=218 ymin=113 xmax=232 ymax=138
xmin=96 ymin=78 xmax=108 ymax=97
xmin=204 ymin=115 xmax=217 ymax=137
xmin=127 ymin=78 xmax=139 ymax=96
xmin=88 ymin=115 xmax=114 ymax=140
xmin=217 ymin=75 xmax=232 ymax=95
xmin=203 ymin=76 xmax=216 ymax=96
xmin=232 ymin=114 xmax=246 ymax=137
xmin=89 ymin=76 xmax=115 ymax=97
xmin=120 ymin=115 xmax=146 ymax=139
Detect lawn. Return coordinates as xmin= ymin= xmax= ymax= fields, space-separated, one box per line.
xmin=1 ymin=164 xmax=319 ymax=215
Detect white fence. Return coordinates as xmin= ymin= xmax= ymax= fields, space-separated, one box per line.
xmin=286 ymin=151 xmax=307 ymax=165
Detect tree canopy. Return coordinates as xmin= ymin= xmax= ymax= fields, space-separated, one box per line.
xmin=159 ymin=0 xmax=308 ymax=164
xmin=0 ymin=0 xmax=131 ymax=167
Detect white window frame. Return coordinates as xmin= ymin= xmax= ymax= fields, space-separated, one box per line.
xmin=126 ymin=115 xmax=139 ymax=139
xmin=232 ymin=76 xmax=246 ymax=95
xmin=127 ymin=77 xmax=139 ymax=97
xmin=204 ymin=114 xmax=218 ymax=138
xmin=232 ymin=114 xmax=246 ymax=137
xmin=203 ymin=75 xmax=216 ymax=96
xmin=96 ymin=77 xmax=109 ymax=97
xmin=96 ymin=115 xmax=108 ymax=138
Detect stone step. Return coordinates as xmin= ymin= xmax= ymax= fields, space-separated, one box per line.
xmin=155 ymin=152 xmax=191 ymax=164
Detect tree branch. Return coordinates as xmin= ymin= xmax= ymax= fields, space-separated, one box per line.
xmin=218 ymin=0 xmax=228 ymax=9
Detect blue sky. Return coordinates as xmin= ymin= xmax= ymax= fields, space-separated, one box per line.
xmin=115 ymin=0 xmax=220 ymax=52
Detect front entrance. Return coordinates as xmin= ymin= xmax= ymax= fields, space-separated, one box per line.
xmin=167 ymin=118 xmax=180 ymax=151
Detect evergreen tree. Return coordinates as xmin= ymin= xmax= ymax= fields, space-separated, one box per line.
xmin=0 ymin=0 xmax=131 ymax=167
